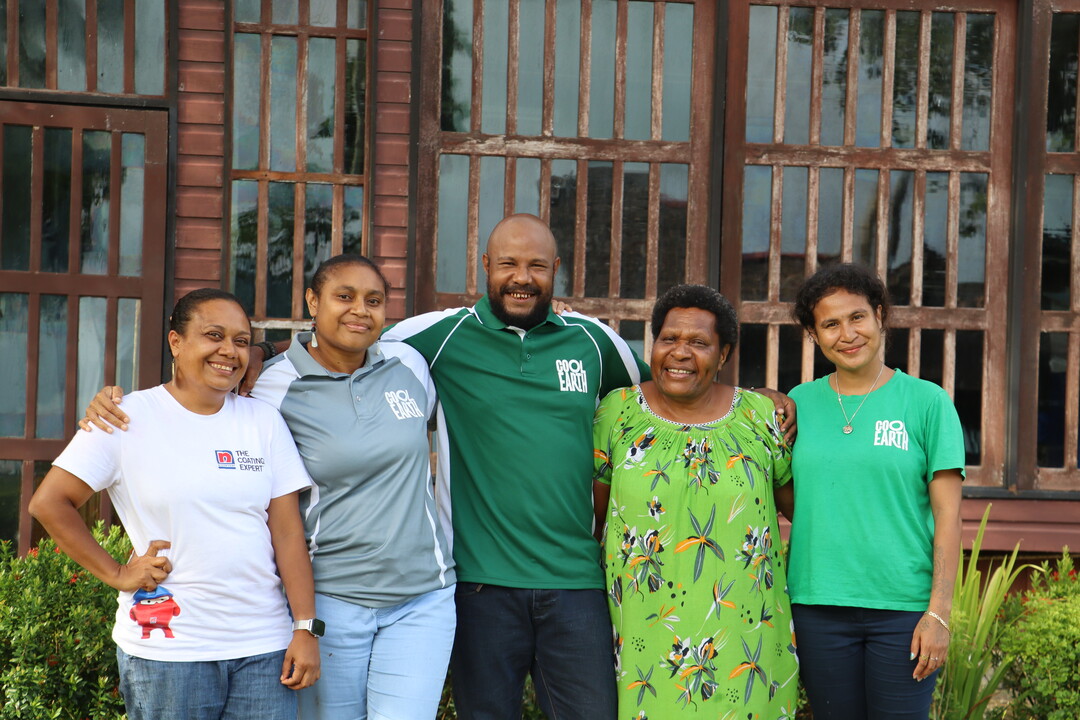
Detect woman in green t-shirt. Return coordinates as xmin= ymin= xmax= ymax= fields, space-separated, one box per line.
xmin=786 ymin=264 xmax=964 ymax=720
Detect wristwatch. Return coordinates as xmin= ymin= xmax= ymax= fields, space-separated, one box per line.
xmin=291 ymin=618 xmax=325 ymax=638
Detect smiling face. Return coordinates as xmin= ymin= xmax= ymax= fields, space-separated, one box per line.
xmin=306 ymin=262 xmax=386 ymax=366
xmin=650 ymin=307 xmax=731 ymax=405
xmin=168 ymin=299 xmax=251 ymax=395
xmin=482 ymin=215 xmax=561 ymax=329
xmin=809 ymin=288 xmax=884 ymax=374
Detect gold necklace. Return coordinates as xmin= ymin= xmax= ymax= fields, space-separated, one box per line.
xmin=834 ymin=362 xmax=885 ymax=434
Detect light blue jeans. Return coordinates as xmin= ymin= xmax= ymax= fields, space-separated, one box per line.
xmin=298 ymin=586 xmax=456 ymax=720
xmin=117 ymin=647 xmax=296 ymax=720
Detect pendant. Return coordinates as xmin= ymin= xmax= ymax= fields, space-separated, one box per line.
xmin=842 ymin=425 xmax=853 ymax=434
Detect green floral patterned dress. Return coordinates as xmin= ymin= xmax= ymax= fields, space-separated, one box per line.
xmin=593 ymin=386 xmax=799 ymax=719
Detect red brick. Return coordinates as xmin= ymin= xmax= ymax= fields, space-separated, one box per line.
xmin=377 ymin=41 xmax=411 ymax=73
xmin=177 ymin=157 xmax=224 ymax=187
xmin=179 ymin=63 xmax=225 ymax=93
xmin=176 ymin=218 xmax=224 ymax=249
xmin=178 ymin=94 xmax=225 ymax=125
xmin=174 ymin=250 xmax=223 ymax=283
xmin=178 ymin=125 xmax=224 ymax=156
xmin=372 ymin=229 xmax=408 ymax=257
xmin=374 ymin=135 xmax=409 ymax=165
xmin=373 ymin=196 xmax=408 ymax=227
xmin=378 ymin=9 xmax=412 ymax=42
xmin=374 ymin=164 xmax=409 ymax=196
xmin=179 ymin=29 xmax=225 ymax=63
xmin=379 ymin=0 xmax=413 ymax=10
xmin=177 ymin=187 xmax=224 ymax=219
xmin=179 ymin=1 xmax=226 ymax=32
xmin=374 ymin=104 xmax=410 ymax=136
xmin=375 ymin=73 xmax=411 ymax=103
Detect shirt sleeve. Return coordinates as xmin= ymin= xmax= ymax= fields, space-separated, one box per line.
xmin=52 ymin=425 xmax=122 ymax=493
xmin=592 ymin=391 xmax=621 ymax=487
xmin=924 ymin=386 xmax=967 ymax=480
xmin=746 ymin=390 xmax=793 ymax=489
xmin=267 ymin=410 xmax=315 ymax=498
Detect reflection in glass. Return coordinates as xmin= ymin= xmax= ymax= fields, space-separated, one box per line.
xmin=18 ymin=0 xmax=45 ymax=87
xmin=818 ymin=167 xmax=843 ymax=265
xmin=234 ymin=0 xmax=260 ymax=23
xmin=478 ymin=156 xmax=506 ymax=282
xmin=888 ymin=170 xmax=914 ymax=306
xmin=115 ymin=298 xmax=139 ymax=394
xmin=78 ymin=296 xmax=107 ymax=430
xmin=305 ymin=184 xmax=334 ymax=294
xmin=482 ymin=1 xmax=508 ymax=135
xmin=658 ymin=164 xmax=688 ymax=295
xmin=856 ymin=10 xmax=884 ymax=147
xmin=955 ymin=329 xmax=983 ymax=465
xmin=742 ymin=165 xmax=772 ymax=301
xmin=518 ymin=0 xmax=545 ymax=136
xmin=780 ymin=166 xmax=808 ymax=301
xmin=746 ymin=5 xmax=778 ymax=143
xmin=662 ymin=4 xmax=692 ymax=142
xmin=230 ymin=180 xmax=259 ymax=314
xmin=272 ymin=0 xmax=298 ymax=24
xmin=738 ymin=323 xmax=767 ymax=389
xmin=310 ymin=0 xmax=336 ymax=26
xmin=97 ymin=0 xmax=123 ymax=92
xmin=2 ymin=126 xmax=31 ymax=270
xmin=962 ymin=14 xmax=993 ymax=152
xmin=1037 ymin=332 xmax=1068 ymax=467
xmin=585 ymin=161 xmax=613 ymax=297
xmin=135 ymin=0 xmax=165 ymax=95
xmin=553 ymin=0 xmax=580 ymax=137
xmin=42 ymin=128 xmax=73 ymax=273
xmin=441 ymin=0 xmax=473 ymax=132
xmin=621 ymin=163 xmax=649 ymax=299
xmin=0 ymin=461 xmax=19 ymax=546
xmin=345 ymin=39 xmax=366 ymax=174
xmin=589 ymin=0 xmax=617 ymax=139
xmin=347 ymin=0 xmax=367 ymax=29
xmin=852 ymin=168 xmax=879 ymax=267
xmin=81 ymin=131 xmax=111 ymax=275
xmin=919 ymin=327 xmax=944 ymax=387
xmin=270 ymin=37 xmax=298 ymax=172
xmin=515 ymin=158 xmax=540 ymax=216
xmin=928 ymin=13 xmax=954 ymax=150
xmin=307 ymin=38 xmax=336 ymax=173
xmin=892 ymin=12 xmax=920 ymax=148
xmin=820 ymin=10 xmax=849 ymax=146
xmin=232 ymin=34 xmax=261 ymax=170
xmin=267 ymin=182 xmax=294 ymax=317
xmin=549 ymin=160 xmax=577 ymax=297
xmin=437 ymin=154 xmax=469 ymax=293
xmin=785 ymin=7 xmax=813 ymax=145
xmin=923 ymin=172 xmax=948 ymax=306
xmin=0 ymin=294 xmax=28 ymax=436
xmin=343 ymin=185 xmax=364 ymax=255
xmin=957 ymin=173 xmax=987 ymax=307
xmin=57 ymin=0 xmax=87 ymax=91
xmin=1047 ymin=13 xmax=1079 ymax=152
xmin=120 ymin=134 xmax=145 ymax=276
xmin=1041 ymin=174 xmax=1072 ymax=311
xmin=624 ymin=3 xmax=654 ymax=141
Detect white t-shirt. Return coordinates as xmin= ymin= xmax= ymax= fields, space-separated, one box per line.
xmin=53 ymin=386 xmax=313 ymax=662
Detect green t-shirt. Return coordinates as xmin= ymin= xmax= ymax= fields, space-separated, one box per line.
xmin=382 ymin=297 xmax=649 ymax=588
xmin=787 ymin=369 xmax=965 ymax=611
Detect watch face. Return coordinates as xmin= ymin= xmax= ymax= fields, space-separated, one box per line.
xmin=310 ymin=618 xmax=326 ymax=637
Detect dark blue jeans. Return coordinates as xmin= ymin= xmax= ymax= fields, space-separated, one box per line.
xmin=450 ymin=583 xmax=617 ymax=720
xmin=792 ymin=604 xmax=940 ymax=720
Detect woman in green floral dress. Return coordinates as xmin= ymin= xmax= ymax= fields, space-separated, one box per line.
xmin=593 ymin=284 xmax=799 ymax=719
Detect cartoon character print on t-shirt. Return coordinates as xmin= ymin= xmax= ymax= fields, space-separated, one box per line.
xmin=130 ymin=586 xmax=181 ymax=639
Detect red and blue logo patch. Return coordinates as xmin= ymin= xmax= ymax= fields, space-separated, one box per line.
xmin=216 ymin=450 xmax=236 ymax=469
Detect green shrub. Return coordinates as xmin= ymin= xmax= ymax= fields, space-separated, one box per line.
xmin=999 ymin=549 xmax=1080 ymax=720
xmin=0 ymin=522 xmax=131 ymax=720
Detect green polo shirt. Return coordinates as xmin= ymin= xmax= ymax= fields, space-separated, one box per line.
xmin=383 ymin=297 xmax=649 ymax=588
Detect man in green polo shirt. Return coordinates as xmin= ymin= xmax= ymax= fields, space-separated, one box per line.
xmin=382 ymin=214 xmax=646 ymax=718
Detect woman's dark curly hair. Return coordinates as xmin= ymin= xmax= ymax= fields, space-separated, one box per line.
xmin=311 ymin=253 xmax=390 ymax=295
xmin=169 ymin=288 xmax=248 ymax=335
xmin=651 ymin=284 xmax=739 ymax=349
xmin=791 ymin=263 xmax=891 ymax=331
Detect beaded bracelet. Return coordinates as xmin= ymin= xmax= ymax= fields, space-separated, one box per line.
xmin=925 ymin=610 xmax=951 ymax=633
xmin=255 ymin=340 xmax=277 ymax=360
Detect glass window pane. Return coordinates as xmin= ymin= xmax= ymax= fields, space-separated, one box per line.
xmin=347 ymin=0 xmax=367 ymax=29
xmin=77 ymin=296 xmax=107 ymax=430
xmin=2 ymin=125 xmax=32 ymax=271
xmin=624 ymin=2 xmax=653 ymax=141
xmin=585 ymin=161 xmax=613 ymax=297
xmin=437 ymin=154 xmax=469 ymax=293
xmin=307 ymin=37 xmax=336 ymax=174
xmin=1041 ymin=174 xmax=1072 ymax=311
xmin=18 ymin=0 xmax=45 ymax=88
xmin=1037 ymin=332 xmax=1068 ymax=467
xmin=514 ymin=158 xmax=540 ymax=216
xmin=957 ymin=172 xmax=987 ymax=308
xmin=955 ymin=329 xmax=982 ymax=465
xmin=0 ymin=293 xmax=28 ymax=437
xmin=818 ymin=167 xmax=843 ymax=265
xmin=344 ymin=39 xmax=366 ymax=175
xmin=620 ymin=320 xmax=644 ymax=363
xmin=742 ymin=164 xmax=772 ymax=301
xmin=882 ymin=326 xmax=909 ymax=378
xmin=232 ymin=33 xmax=261 ymax=171
xmin=442 ymin=0 xmax=474 ymax=132
xmin=97 ymin=0 xmax=124 ymax=93
xmin=856 ymin=10 xmax=884 ymax=147
xmin=235 ymin=0 xmax=260 ymax=23
xmin=81 ymin=130 xmax=111 ymax=275
xmin=230 ymin=180 xmax=259 ymax=314
xmin=853 ymin=168 xmax=879 ymax=267
xmin=784 ymin=7 xmax=813 ymax=145
xmin=477 ymin=155 xmax=506 ymax=282
xmin=820 ymin=9 xmax=849 ymax=147
xmin=42 ymin=128 xmax=73 ymax=273
xmin=746 ymin=5 xmax=778 ymax=143
xmin=482 ymin=1 xmax=509 ymax=135
xmin=553 ymin=0 xmax=580 ymax=137
xmin=343 ymin=185 xmax=363 ymax=255
xmin=589 ymin=0 xmax=617 ymax=139
xmin=892 ymin=11 xmax=920 ymax=148
xmin=778 ymin=324 xmax=804 ymax=397
xmin=135 ymin=0 xmax=165 ymax=95
xmin=662 ymin=3 xmax=692 ymax=142
xmin=923 ymin=172 xmax=948 ymax=307
xmin=919 ymin=327 xmax=944 ymax=387
xmin=57 ymin=0 xmax=87 ymax=92
xmin=114 ymin=298 xmax=139 ymax=394
xmin=780 ymin=166 xmax=807 ymax=302
xmin=962 ymin=14 xmax=994 ymax=152
xmin=119 ymin=133 xmax=145 ymax=277
xmin=304 ymin=183 xmax=333 ymax=293
xmin=549 ymin=159 xmax=577 ymax=297
xmin=621 ymin=162 xmax=648 ymax=299
xmin=310 ymin=0 xmax=336 ymax=27
xmin=1047 ymin=13 xmax=1078 ymax=153
xmin=658 ymin=163 xmax=688 ymax=295
xmin=0 ymin=461 xmax=20 ymax=545
xmin=928 ymin=13 xmax=955 ymax=150
xmin=517 ymin=0 xmax=545 ymax=137
xmin=267 ymin=182 xmax=295 ymax=317
xmin=739 ymin=323 xmax=767 ymax=389
xmin=887 ymin=170 xmax=914 ymax=306
xmin=270 ymin=36 xmax=298 ymax=172
xmin=272 ymin=0 xmax=298 ymax=25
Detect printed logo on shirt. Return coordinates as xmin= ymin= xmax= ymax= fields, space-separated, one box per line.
xmin=555 ymin=358 xmax=588 ymax=393
xmin=874 ymin=420 xmax=909 ymax=450
xmin=216 ymin=450 xmax=235 ymax=469
xmin=215 ymin=449 xmax=266 ymax=472
xmin=385 ymin=390 xmax=425 ymax=420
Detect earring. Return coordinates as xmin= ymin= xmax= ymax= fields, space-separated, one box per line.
xmin=310 ymin=318 xmax=318 ymax=348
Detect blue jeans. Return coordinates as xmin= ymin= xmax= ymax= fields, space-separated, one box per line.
xmin=792 ymin=604 xmax=940 ymax=720
xmin=117 ymin=647 xmax=296 ymax=720
xmin=450 ymin=584 xmax=616 ymax=720
xmin=298 ymin=586 xmax=456 ymax=720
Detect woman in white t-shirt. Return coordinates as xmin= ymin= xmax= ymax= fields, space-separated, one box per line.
xmin=29 ymin=288 xmax=320 ymax=720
